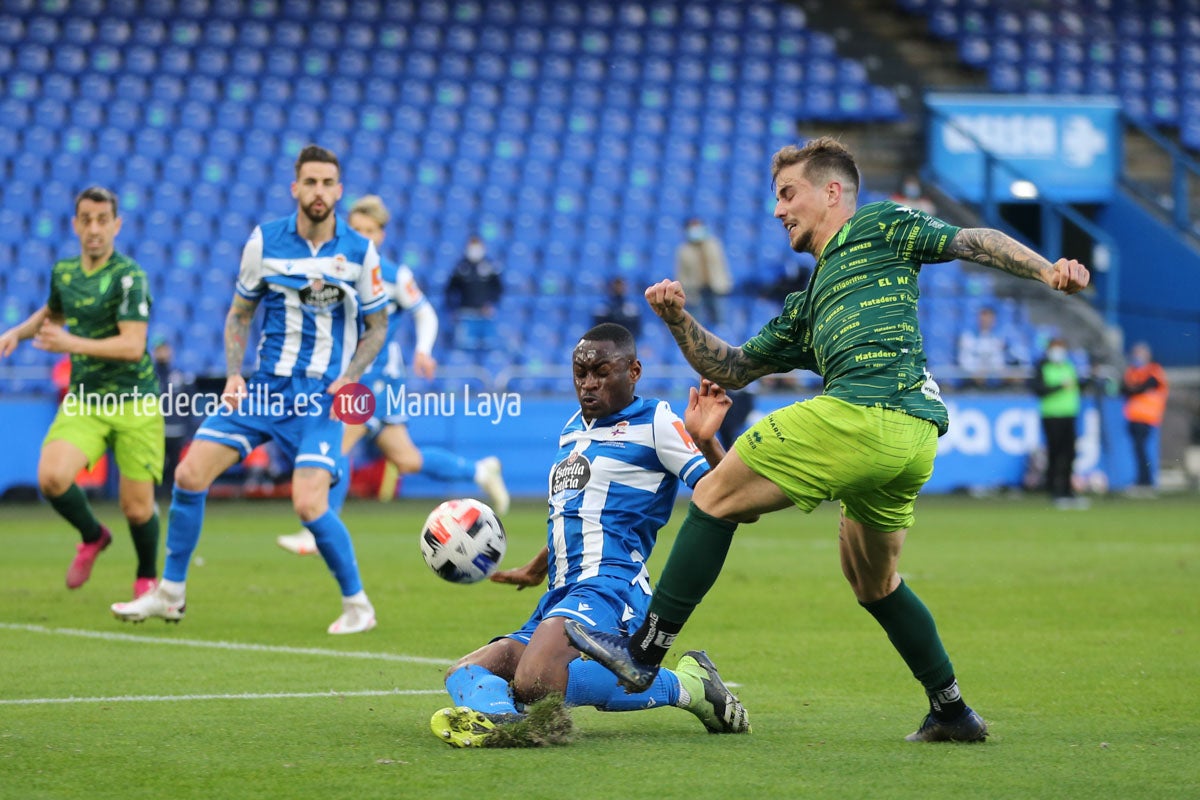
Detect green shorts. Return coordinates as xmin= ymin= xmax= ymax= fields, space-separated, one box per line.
xmin=734 ymin=395 xmax=938 ymax=532
xmin=44 ymin=394 xmax=165 ymax=484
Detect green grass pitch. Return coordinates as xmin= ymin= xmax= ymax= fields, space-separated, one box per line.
xmin=1 ymin=494 xmax=1197 ymax=799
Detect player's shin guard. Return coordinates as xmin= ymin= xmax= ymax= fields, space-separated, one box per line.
xmin=129 ymin=512 xmax=160 ymax=579
xmin=47 ymin=483 xmax=104 ymax=542
xmin=631 ymin=502 xmax=738 ymax=666
xmin=162 ymin=487 xmax=207 ymax=582
xmin=862 ymin=580 xmax=965 ymax=720
xmin=565 ymin=657 xmax=680 ymax=711
xmin=306 ymin=510 xmax=363 ymax=596
xmin=445 ymin=665 xmax=520 ymax=715
xmin=327 ymin=457 xmax=351 ymax=516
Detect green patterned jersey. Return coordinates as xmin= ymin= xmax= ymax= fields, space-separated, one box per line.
xmin=742 ymin=201 xmax=960 ymax=434
xmin=47 ymin=251 xmax=158 ymax=397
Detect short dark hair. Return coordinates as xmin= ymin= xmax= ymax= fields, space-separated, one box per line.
xmin=579 ymin=323 xmax=637 ymax=359
xmin=771 ymin=137 xmax=860 ymax=199
xmin=294 ymin=144 xmax=340 ymax=178
xmin=74 ymin=185 xmax=119 ymax=217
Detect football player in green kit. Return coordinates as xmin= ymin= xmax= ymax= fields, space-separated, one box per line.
xmin=0 ymin=186 xmax=163 ymax=600
xmin=567 ymin=137 xmax=1091 ymax=743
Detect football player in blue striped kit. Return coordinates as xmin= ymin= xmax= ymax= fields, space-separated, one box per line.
xmin=112 ymin=145 xmax=388 ymax=635
xmin=430 ymin=323 xmax=750 ymax=747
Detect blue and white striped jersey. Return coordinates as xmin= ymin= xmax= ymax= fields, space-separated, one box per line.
xmin=235 ymin=213 xmax=388 ymax=385
xmin=546 ymin=396 xmax=710 ymax=590
xmin=364 ymin=257 xmax=429 ymax=382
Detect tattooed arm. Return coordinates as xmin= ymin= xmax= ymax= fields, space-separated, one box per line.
xmin=221 ymin=294 xmax=259 ymax=407
xmin=945 ymin=228 xmax=1090 ymax=295
xmin=335 ymin=307 xmax=389 ymax=384
xmin=644 ymin=279 xmax=776 ymax=389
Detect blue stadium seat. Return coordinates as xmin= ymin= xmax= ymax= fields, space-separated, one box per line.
xmin=123 ymin=154 xmax=158 ymax=185
xmin=154 ymin=46 xmax=189 ymax=75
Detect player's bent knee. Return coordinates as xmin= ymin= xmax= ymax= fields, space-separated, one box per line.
xmin=37 ymin=470 xmax=74 ymax=499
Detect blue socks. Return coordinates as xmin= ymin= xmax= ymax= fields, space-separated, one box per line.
xmin=565 ymin=658 xmax=681 ymax=711
xmin=305 ymin=508 xmax=363 ymax=597
xmin=419 ymin=447 xmax=476 ymax=482
xmin=446 ymin=665 xmax=520 ymax=715
xmin=163 ymin=486 xmax=207 ymax=582
xmin=327 ymin=457 xmax=351 ymax=516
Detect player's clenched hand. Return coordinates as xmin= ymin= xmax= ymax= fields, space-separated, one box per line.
xmin=31 ymin=321 xmax=73 ymax=353
xmin=644 ymin=279 xmax=688 ymax=324
xmin=222 ymin=374 xmax=248 ymax=410
xmin=1047 ymin=258 xmax=1090 ymax=295
xmin=685 ymin=379 xmax=733 ymax=443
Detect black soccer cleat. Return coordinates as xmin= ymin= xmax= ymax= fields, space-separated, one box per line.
xmin=905 ymin=707 xmax=989 ymax=742
xmin=563 ymin=619 xmax=659 ymax=693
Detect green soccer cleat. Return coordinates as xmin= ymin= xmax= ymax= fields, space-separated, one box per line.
xmin=675 ymin=650 xmax=751 ymax=734
xmin=430 ymin=706 xmax=513 ymax=748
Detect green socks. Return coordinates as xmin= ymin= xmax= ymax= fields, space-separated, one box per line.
xmin=47 ymin=484 xmax=103 ymax=542
xmin=129 ymin=513 xmax=160 ymax=579
xmin=861 ymin=580 xmax=955 ymax=690
xmin=631 ymin=503 xmax=738 ymax=665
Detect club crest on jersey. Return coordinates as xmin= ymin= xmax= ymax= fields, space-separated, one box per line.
xmin=331 ymin=253 xmax=348 ymax=276
xmin=611 ymin=421 xmax=629 ymax=437
xmin=550 ymin=451 xmax=592 ymax=500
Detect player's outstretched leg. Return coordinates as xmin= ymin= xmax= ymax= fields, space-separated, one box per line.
xmin=563 ymin=620 xmax=659 ymax=692
xmin=674 ymin=650 xmax=751 ymax=734
xmin=906 ymin=708 xmax=989 ymax=743
xmin=473 ymin=456 xmax=510 ymax=515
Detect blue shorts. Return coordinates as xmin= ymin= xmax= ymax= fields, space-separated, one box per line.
xmin=364 ymin=372 xmax=408 ymax=429
xmin=193 ymin=375 xmax=344 ymax=479
xmin=502 ymin=575 xmax=652 ymax=646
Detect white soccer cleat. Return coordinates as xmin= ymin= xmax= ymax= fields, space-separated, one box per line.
xmin=276 ymin=529 xmax=318 ymax=556
xmin=111 ymin=582 xmax=186 ymax=623
xmin=474 ymin=456 xmax=510 ymax=516
xmin=328 ymin=593 xmax=377 ymax=635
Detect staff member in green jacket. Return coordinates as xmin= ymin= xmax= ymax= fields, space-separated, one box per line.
xmin=1033 ymin=337 xmax=1082 ymax=507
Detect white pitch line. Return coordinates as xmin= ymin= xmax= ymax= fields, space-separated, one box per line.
xmin=0 ymin=622 xmax=453 ymax=665
xmin=0 ymin=689 xmax=445 ymax=706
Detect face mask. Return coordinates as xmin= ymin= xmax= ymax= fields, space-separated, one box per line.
xmin=466 ymin=243 xmax=485 ymax=262
xmin=903 ymin=181 xmax=921 ymax=199
xmin=686 ymin=225 xmax=706 ymax=243
xmin=1130 ymin=354 xmax=1147 ymax=367
xmin=1046 ymin=346 xmax=1067 ymax=363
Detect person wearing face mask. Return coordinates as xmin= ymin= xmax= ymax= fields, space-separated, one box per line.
xmin=1032 ymin=337 xmax=1084 ymax=508
xmin=1121 ymin=342 xmax=1168 ymax=495
xmin=889 ymin=173 xmax=937 ymax=216
xmin=445 ymin=234 xmax=503 ymax=351
xmin=674 ymin=217 xmax=732 ymax=326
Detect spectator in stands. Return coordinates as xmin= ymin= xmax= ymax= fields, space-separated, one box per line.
xmin=276 ymin=194 xmax=509 ymax=557
xmin=675 ymin=217 xmax=732 ymax=325
xmin=445 ymin=234 xmax=503 ymax=351
xmin=0 ymin=186 xmax=163 ymax=602
xmin=1033 ymin=337 xmax=1085 ymax=509
xmin=1121 ymin=342 xmax=1169 ymax=495
xmin=956 ymin=306 xmax=1027 ymax=388
xmin=112 ymin=145 xmax=387 ymax=635
xmin=151 ymin=334 xmax=191 ymax=499
xmin=591 ymin=276 xmax=643 ymax=337
xmin=890 ymin=173 xmax=937 ymax=215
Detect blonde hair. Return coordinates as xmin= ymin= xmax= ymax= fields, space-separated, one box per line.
xmin=771 ymin=137 xmax=860 ymax=199
xmin=348 ymin=194 xmax=390 ymax=227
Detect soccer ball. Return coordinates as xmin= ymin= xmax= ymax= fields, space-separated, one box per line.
xmin=420 ymin=498 xmax=507 ymax=584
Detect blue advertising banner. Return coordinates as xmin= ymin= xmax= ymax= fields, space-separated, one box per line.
xmin=0 ymin=393 xmax=1143 ymax=501
xmin=925 ymin=94 xmax=1121 ymax=203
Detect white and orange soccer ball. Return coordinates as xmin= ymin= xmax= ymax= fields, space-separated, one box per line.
xmin=420 ymin=498 xmax=507 ymax=584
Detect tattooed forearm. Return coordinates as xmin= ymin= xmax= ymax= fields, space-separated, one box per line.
xmin=342 ymin=309 xmax=388 ymax=381
xmin=666 ymin=313 xmax=774 ymax=389
xmin=945 ymin=228 xmax=1053 ymax=285
xmin=224 ymin=295 xmax=258 ymax=376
